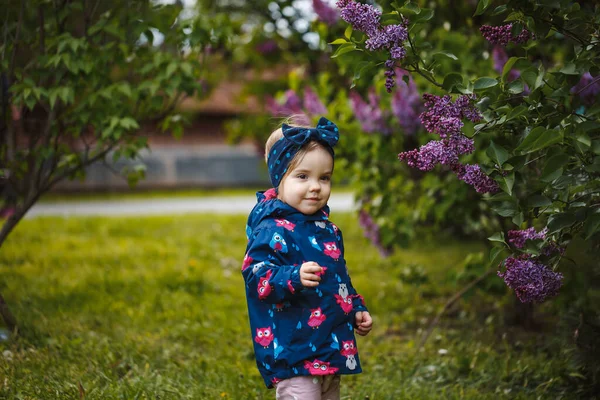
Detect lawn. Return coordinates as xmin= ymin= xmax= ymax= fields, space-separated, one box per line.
xmin=0 ymin=212 xmax=576 ymax=399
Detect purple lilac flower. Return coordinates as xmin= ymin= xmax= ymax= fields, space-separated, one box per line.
xmin=508 ymin=227 xmax=548 ymax=249
xmin=419 ymin=94 xmax=481 ymax=138
xmin=398 ymin=135 xmax=475 ymax=171
xmin=391 ymin=69 xmax=422 ymax=135
xmin=349 ymin=89 xmax=390 ymax=134
xmin=453 ymin=164 xmax=500 ymax=193
xmin=313 ymin=0 xmax=339 ymax=25
xmin=338 ymin=0 xmax=408 ymax=91
xmin=265 ymin=90 xmax=310 ymax=125
xmin=359 ymin=209 xmax=392 ymax=257
xmin=498 ymin=256 xmax=563 ymax=303
xmin=303 ymin=87 xmax=328 ymax=115
xmin=492 ymin=46 xmax=520 ymax=81
xmin=571 ymin=72 xmax=600 ymax=105
xmin=480 ymin=24 xmax=533 ymax=46
xmin=337 ymin=0 xmax=381 ymax=36
xmin=542 ymin=242 xmax=566 ymax=256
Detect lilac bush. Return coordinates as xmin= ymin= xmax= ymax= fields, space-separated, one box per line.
xmin=391 ymin=69 xmax=422 ymax=135
xmin=265 ymin=88 xmax=327 ymax=125
xmin=358 ymin=209 xmax=392 ymax=257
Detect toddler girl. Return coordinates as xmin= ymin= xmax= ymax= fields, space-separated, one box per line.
xmin=241 ymin=117 xmax=372 ymax=399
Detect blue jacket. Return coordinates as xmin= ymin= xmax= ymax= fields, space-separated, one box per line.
xmin=242 ymin=190 xmax=368 ymax=388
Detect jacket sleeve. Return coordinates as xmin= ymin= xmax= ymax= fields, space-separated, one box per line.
xmin=337 ymin=228 xmax=368 ymax=316
xmin=242 ymin=223 xmax=305 ymax=304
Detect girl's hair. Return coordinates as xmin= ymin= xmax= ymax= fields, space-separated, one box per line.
xmin=264 ymin=116 xmax=334 ymax=185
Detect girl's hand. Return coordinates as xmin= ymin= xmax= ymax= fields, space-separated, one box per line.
xmin=300 ymin=262 xmax=322 ymax=287
xmin=355 ymin=311 xmax=373 ymax=336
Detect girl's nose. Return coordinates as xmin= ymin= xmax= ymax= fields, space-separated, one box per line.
xmin=309 ymin=180 xmax=321 ymax=192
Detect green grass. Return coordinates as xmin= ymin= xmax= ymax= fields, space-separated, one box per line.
xmin=0 ymin=213 xmax=577 ymax=399
xmin=39 ymin=186 xmax=354 ymax=203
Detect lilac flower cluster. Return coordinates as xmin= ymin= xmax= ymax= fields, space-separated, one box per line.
xmin=498 ymin=256 xmax=563 ymax=303
xmin=571 ymin=72 xmax=600 ymax=105
xmin=312 ymin=0 xmax=339 ymax=26
xmin=453 ymin=164 xmax=500 ymax=193
xmin=508 ymin=227 xmax=547 ymax=249
xmin=420 ymin=94 xmax=482 ymax=138
xmin=391 ymin=69 xmax=422 ymax=135
xmin=337 ymin=0 xmax=408 ymax=91
xmin=265 ymin=88 xmax=328 ymax=125
xmin=358 ymin=209 xmax=392 ymax=257
xmin=480 ymin=24 xmax=533 ymax=46
xmin=303 ymin=87 xmax=328 ymax=115
xmin=349 ymin=89 xmax=391 ymax=134
xmin=398 ymin=94 xmax=498 ymax=193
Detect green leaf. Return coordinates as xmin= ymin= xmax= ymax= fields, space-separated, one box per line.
xmin=405 ymin=2 xmax=421 ymax=13
xmin=559 ymin=62 xmax=580 ymax=75
xmin=412 ymin=8 xmax=433 ymax=23
xmin=486 ymin=141 xmax=509 ymax=166
xmin=526 ymin=195 xmax=552 ymax=207
xmin=474 ymin=0 xmax=490 ymax=16
xmin=506 ymin=105 xmax=528 ymax=120
xmin=329 ymin=38 xmax=348 ymax=45
xmin=583 ymin=212 xmax=600 ymax=239
xmin=344 ymin=24 xmax=353 ymax=39
xmin=502 ymin=57 xmax=521 ymax=82
xmin=516 ymin=127 xmax=563 ymax=153
xmin=489 ymin=246 xmax=507 ymax=265
xmin=547 ymin=212 xmax=576 ymax=234
xmin=498 ymin=171 xmax=515 ymax=195
xmin=166 ymin=62 xmax=178 ymax=77
xmin=431 ymin=51 xmax=458 ymax=61
xmin=541 ymin=153 xmax=569 ymax=182
xmin=474 ymin=77 xmax=498 ymax=90
xmin=506 ymin=79 xmax=525 ymax=94
xmin=487 ymin=232 xmax=506 ymax=243
xmin=331 ymin=42 xmax=359 ymax=58
xmin=443 ymin=73 xmax=463 ymax=91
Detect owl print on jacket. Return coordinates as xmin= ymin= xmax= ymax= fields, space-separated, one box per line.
xmin=340 ymin=340 xmax=358 ymax=370
xmin=304 ymin=359 xmax=339 ymax=375
xmin=323 ymin=242 xmax=341 ymax=260
xmin=269 ymin=232 xmax=288 ymax=253
xmin=275 ymin=219 xmax=296 ymax=231
xmin=308 ymin=307 xmax=326 ymax=328
xmin=334 ymin=293 xmax=353 ymax=314
xmin=257 ymin=270 xmax=273 ymax=300
xmin=242 ymin=254 xmax=252 ymax=271
xmin=254 ymin=326 xmax=274 ymax=348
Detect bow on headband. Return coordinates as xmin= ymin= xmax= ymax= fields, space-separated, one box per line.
xmin=267 ymin=117 xmax=340 ymax=189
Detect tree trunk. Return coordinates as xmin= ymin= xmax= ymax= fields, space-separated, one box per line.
xmin=0 ymin=195 xmax=41 ymax=333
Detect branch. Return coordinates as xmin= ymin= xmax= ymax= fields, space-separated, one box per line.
xmin=9 ymin=1 xmax=25 ymax=77
xmin=418 ymin=267 xmax=496 ymax=349
xmin=38 ymin=5 xmax=45 ymax=54
xmin=572 ymin=76 xmax=600 ymax=97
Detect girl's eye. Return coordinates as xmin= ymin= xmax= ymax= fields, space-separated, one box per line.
xmin=297 ymin=174 xmax=307 ymax=179
xmin=321 ymin=176 xmax=331 ymax=181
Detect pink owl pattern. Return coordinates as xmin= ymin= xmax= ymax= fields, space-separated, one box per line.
xmin=334 ymin=294 xmax=353 ymax=314
xmin=340 ymin=340 xmax=357 ymax=357
xmin=304 ymin=359 xmax=339 ymax=375
xmin=286 ymin=279 xmax=295 ymax=294
xmin=308 ymin=307 xmax=326 ymax=328
xmin=275 ymin=219 xmax=296 ymax=231
xmin=254 ymin=326 xmax=274 ymax=348
xmin=257 ymin=270 xmax=273 ymax=300
xmin=323 ymin=242 xmax=341 ymax=260
xmin=242 ymin=254 xmax=252 ymax=271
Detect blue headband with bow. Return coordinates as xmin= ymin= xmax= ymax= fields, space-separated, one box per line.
xmin=267 ymin=117 xmax=340 ymax=189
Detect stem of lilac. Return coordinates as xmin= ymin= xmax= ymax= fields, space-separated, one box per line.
xmin=572 ymin=75 xmax=600 ymax=96
xmin=405 ymin=30 xmax=443 ymax=88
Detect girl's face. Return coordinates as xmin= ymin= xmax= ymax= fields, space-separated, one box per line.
xmin=278 ymin=146 xmax=333 ymax=215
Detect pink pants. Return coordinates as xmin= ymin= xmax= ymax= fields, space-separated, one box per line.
xmin=275 ymin=375 xmax=341 ymax=400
